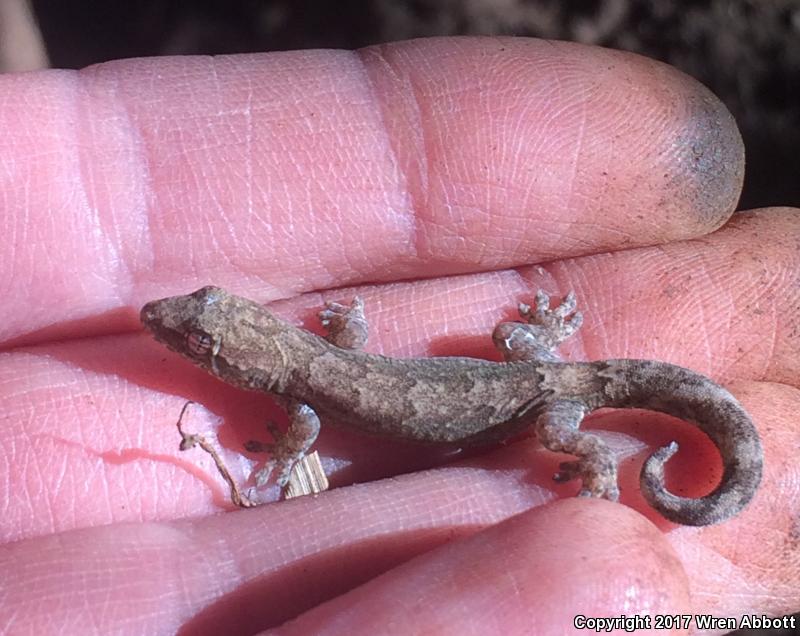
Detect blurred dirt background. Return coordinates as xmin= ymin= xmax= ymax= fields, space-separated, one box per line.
xmin=28 ymin=0 xmax=800 ymax=213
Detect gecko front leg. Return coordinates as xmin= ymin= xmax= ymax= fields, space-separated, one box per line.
xmin=248 ymin=297 xmax=368 ymax=492
xmin=247 ymin=397 xmax=322 ymax=489
xmin=493 ymin=291 xmax=619 ymax=500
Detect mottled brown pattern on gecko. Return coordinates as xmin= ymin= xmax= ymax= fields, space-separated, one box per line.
xmin=141 ymin=286 xmax=763 ymax=525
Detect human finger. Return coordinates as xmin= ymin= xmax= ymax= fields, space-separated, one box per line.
xmin=0 ymin=37 xmax=743 ymax=345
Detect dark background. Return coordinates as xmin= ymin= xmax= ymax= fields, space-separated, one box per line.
xmin=31 ymin=0 xmax=800 ymax=212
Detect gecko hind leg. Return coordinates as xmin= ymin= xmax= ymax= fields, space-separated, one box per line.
xmin=537 ymin=400 xmax=620 ymax=500
xmin=492 ymin=290 xmax=583 ymax=362
xmin=492 ymin=292 xmax=617 ymax=498
xmin=319 ymin=296 xmax=369 ymax=349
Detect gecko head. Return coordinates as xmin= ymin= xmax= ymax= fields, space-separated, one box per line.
xmin=140 ymin=286 xmax=232 ymax=360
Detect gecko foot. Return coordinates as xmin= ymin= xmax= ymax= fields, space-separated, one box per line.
xmin=319 ymin=296 xmax=368 ymax=349
xmin=252 ymin=456 xmax=295 ymax=489
xmin=247 ymin=400 xmax=321 ymax=491
xmin=246 ymin=430 xmax=303 ymax=488
xmin=519 ymin=290 xmax=583 ymax=348
xmin=553 ymin=460 xmax=619 ymax=500
xmin=492 ymin=290 xmax=583 ymax=362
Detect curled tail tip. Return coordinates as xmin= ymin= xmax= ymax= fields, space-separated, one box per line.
xmin=639 ymin=441 xmax=679 ymax=497
xmin=639 ymin=441 xmax=762 ymax=526
xmin=651 ymin=441 xmax=679 ymax=464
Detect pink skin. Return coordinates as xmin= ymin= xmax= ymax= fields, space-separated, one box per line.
xmin=0 ymin=37 xmax=797 ymax=633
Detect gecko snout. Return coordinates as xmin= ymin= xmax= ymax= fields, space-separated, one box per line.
xmin=139 ymin=301 xmax=158 ymax=329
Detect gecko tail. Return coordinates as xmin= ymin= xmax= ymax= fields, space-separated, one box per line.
xmin=610 ymin=360 xmax=764 ymax=526
xmin=640 ymin=436 xmax=761 ymax=525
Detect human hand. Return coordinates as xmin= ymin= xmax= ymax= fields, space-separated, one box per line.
xmin=1 ymin=37 xmax=797 ymax=634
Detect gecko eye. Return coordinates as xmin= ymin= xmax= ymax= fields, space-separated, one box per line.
xmin=186 ymin=330 xmax=215 ymax=357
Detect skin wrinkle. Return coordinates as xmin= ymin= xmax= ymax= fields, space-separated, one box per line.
xmin=198 ymin=140 xmax=234 ymax=267
xmin=359 ymin=44 xmax=433 ymax=266
xmin=699 ymin=267 xmax=735 ymax=373
xmin=111 ymin=91 xmax=154 ymax=288
xmin=78 ymin=68 xmax=146 ymax=293
xmin=75 ymin=87 xmax=108 ymax=284
xmin=25 ymin=440 xmax=48 ymax=527
xmin=562 ymin=88 xmax=588 ymax=222
xmin=760 ymin=289 xmax=782 ymax=380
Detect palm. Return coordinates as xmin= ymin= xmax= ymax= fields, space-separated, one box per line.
xmin=1 ymin=38 xmax=797 ymax=634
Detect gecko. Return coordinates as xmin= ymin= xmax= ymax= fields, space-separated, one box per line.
xmin=140 ymin=285 xmax=763 ymax=525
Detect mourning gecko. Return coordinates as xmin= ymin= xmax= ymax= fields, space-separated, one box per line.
xmin=140 ymin=286 xmax=763 ymax=525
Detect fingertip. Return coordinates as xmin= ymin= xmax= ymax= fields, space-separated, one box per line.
xmin=277 ymin=498 xmax=690 ymax=634
xmin=663 ymin=75 xmax=745 ymax=228
xmin=360 ymin=37 xmax=746 ymax=265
